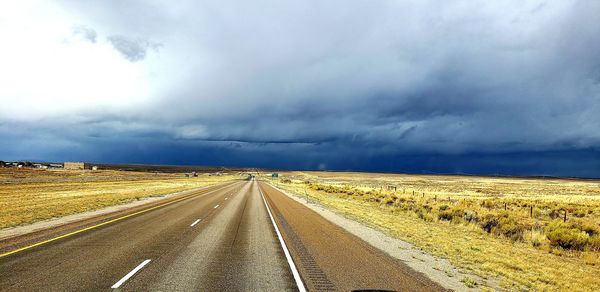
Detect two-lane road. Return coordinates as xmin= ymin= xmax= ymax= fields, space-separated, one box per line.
xmin=0 ymin=180 xmax=443 ymax=291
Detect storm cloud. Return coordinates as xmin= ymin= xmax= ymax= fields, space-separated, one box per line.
xmin=1 ymin=1 xmax=599 ymax=177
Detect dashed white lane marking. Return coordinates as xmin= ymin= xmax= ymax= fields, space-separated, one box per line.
xmin=214 ymin=204 xmax=219 ymax=209
xmin=190 ymin=219 xmax=201 ymax=227
xmin=111 ymin=259 xmax=151 ymax=289
xmin=258 ymin=184 xmax=307 ymax=292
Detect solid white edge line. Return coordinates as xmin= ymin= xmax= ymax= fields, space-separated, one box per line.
xmin=257 ymin=182 xmax=307 ymax=292
xmin=214 ymin=204 xmax=219 ymax=209
xmin=111 ymin=259 xmax=151 ymax=289
xmin=190 ymin=219 xmax=201 ymax=227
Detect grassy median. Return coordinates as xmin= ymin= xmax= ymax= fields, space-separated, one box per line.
xmin=0 ymin=168 xmax=238 ymax=229
xmin=274 ymin=171 xmax=600 ymax=291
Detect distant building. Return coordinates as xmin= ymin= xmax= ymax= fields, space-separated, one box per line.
xmin=91 ymin=166 xmax=98 ymax=171
xmin=64 ymin=162 xmax=85 ymax=170
xmin=33 ymin=163 xmax=50 ymax=169
xmin=48 ymin=163 xmax=63 ymax=168
xmin=33 ymin=163 xmax=45 ymax=168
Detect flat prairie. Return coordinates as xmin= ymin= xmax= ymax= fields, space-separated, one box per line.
xmin=274 ymin=171 xmax=600 ymax=291
xmin=0 ymin=168 xmax=237 ymax=229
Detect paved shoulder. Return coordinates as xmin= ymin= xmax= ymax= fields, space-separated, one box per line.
xmin=259 ymin=181 xmax=445 ymax=292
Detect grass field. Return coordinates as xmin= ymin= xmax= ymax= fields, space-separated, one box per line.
xmin=273 ymin=171 xmax=600 ymax=291
xmin=0 ymin=168 xmax=238 ymax=229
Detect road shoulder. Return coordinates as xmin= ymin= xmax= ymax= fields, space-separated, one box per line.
xmin=268 ymin=182 xmax=493 ymax=291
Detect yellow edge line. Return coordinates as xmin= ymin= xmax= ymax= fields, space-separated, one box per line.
xmin=0 ymin=182 xmax=234 ymax=259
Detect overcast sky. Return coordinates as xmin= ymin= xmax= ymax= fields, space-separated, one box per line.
xmin=1 ymin=1 xmax=599 ymax=177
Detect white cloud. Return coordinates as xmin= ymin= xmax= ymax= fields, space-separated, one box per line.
xmin=0 ymin=1 xmax=155 ymax=121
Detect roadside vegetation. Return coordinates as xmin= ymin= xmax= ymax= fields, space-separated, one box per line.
xmin=0 ymin=168 xmax=238 ymax=228
xmin=273 ymin=172 xmax=600 ymax=291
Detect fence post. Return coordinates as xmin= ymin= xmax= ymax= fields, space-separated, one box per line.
xmin=564 ymin=210 xmax=567 ymax=222
xmin=530 ymin=205 xmax=533 ymax=217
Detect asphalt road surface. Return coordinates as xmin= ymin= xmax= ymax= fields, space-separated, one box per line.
xmin=0 ymin=180 xmax=443 ymax=291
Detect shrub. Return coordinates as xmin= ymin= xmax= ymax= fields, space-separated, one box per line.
xmin=368 ymin=197 xmax=381 ymax=203
xmin=496 ymin=216 xmax=526 ymax=241
xmin=573 ymin=209 xmax=587 ymax=218
xmin=546 ymin=220 xmax=589 ymax=250
xmin=525 ymin=229 xmax=548 ymax=248
xmin=574 ymin=220 xmax=600 ymax=236
xmin=438 ymin=210 xmax=454 ymax=221
xmin=588 ymin=235 xmax=600 ymax=252
xmin=479 ymin=214 xmax=499 ymax=233
xmin=416 ymin=209 xmax=434 ymax=222
xmin=549 ymin=208 xmax=562 ymax=219
xmin=436 ymin=205 xmax=466 ymax=222
xmin=460 ymin=277 xmax=478 ymax=288
xmin=385 ymin=196 xmax=397 ymax=206
xmin=481 ymin=200 xmax=495 ymax=209
xmin=463 ymin=211 xmax=479 ymax=223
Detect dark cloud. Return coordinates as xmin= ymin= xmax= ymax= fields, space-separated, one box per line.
xmin=2 ymin=1 xmax=600 ymax=177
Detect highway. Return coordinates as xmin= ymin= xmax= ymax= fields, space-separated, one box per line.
xmin=0 ymin=180 xmax=443 ymax=291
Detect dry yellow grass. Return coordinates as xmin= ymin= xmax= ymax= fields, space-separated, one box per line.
xmin=0 ymin=168 xmax=238 ymax=228
xmin=274 ymin=171 xmax=600 ymax=291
